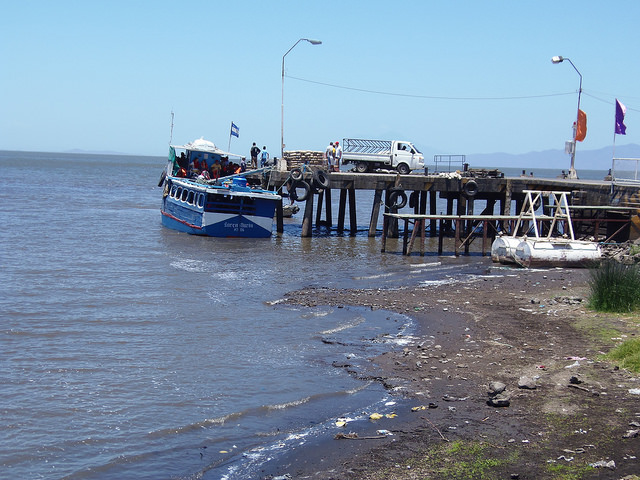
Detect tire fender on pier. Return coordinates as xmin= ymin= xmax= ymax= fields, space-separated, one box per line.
xmin=290 ymin=168 xmax=303 ymax=181
xmin=158 ymin=169 xmax=167 ymax=187
xmin=293 ymin=180 xmax=311 ymax=202
xmin=387 ymin=189 xmax=407 ymax=209
xmin=463 ymin=179 xmax=478 ymax=197
xmin=312 ymin=169 xmax=330 ymax=189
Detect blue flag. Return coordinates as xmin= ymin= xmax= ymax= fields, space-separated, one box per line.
xmin=231 ymin=122 xmax=239 ymax=138
xmin=615 ymin=99 xmax=627 ymax=135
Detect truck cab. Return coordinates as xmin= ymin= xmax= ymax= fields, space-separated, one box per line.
xmin=393 ymin=141 xmax=423 ymax=174
xmin=341 ymin=138 xmax=424 ymax=174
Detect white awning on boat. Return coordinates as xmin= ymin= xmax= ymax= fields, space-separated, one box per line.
xmin=171 ymin=137 xmax=242 ymax=158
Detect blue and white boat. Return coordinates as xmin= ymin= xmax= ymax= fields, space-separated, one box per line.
xmin=159 ymin=138 xmax=281 ymax=238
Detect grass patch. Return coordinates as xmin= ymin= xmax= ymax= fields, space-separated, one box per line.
xmin=367 ymin=440 xmax=517 ymax=480
xmin=545 ymin=461 xmax=594 ymax=480
xmin=588 ymin=260 xmax=640 ymax=313
xmin=605 ymin=338 xmax=640 ymax=372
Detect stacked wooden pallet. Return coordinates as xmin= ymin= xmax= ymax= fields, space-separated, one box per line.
xmin=283 ymin=150 xmax=325 ymax=169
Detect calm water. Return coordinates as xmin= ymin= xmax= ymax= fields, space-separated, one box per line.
xmin=0 ymin=151 xmax=605 ymax=479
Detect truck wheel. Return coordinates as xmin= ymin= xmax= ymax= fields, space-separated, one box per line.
xmin=397 ymin=163 xmax=410 ymax=175
xmin=356 ymin=162 xmax=369 ymax=173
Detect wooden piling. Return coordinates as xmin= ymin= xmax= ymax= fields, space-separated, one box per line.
xmin=301 ymin=191 xmax=315 ymax=237
xmin=348 ymin=187 xmax=357 ymax=235
xmin=337 ymin=189 xmax=347 ymax=232
xmin=369 ymin=189 xmax=383 ymax=237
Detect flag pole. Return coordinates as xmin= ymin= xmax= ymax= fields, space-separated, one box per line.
xmin=228 ymin=121 xmax=233 ymax=152
xmin=169 ymin=110 xmax=174 ymax=145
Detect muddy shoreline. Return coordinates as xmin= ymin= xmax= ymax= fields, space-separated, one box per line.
xmin=261 ymin=267 xmax=640 ymax=479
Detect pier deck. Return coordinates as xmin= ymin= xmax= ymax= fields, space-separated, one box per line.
xmin=260 ymin=169 xmax=640 ymax=250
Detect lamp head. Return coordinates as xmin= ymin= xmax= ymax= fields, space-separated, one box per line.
xmin=306 ymin=39 xmax=322 ymax=45
xmin=551 ymin=56 xmax=564 ymax=64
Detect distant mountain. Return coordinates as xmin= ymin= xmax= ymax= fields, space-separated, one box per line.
xmin=464 ymin=144 xmax=640 ymax=171
xmin=65 ymin=148 xmax=129 ymax=155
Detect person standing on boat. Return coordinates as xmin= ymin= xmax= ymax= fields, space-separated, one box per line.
xmin=260 ymin=146 xmax=269 ymax=168
xmin=250 ymin=142 xmax=260 ymax=169
xmin=240 ymin=157 xmax=247 ymax=172
xmin=211 ymin=160 xmax=221 ymax=179
xmin=325 ymin=141 xmax=334 ymax=170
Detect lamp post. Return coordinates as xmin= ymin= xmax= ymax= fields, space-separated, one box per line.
xmin=281 ymin=38 xmax=322 ymax=158
xmin=551 ymin=55 xmax=582 ymax=179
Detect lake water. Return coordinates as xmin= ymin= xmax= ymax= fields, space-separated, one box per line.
xmin=0 ymin=150 xmax=605 ymax=479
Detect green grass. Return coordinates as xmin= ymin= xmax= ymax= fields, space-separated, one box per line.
xmin=545 ymin=461 xmax=594 ymax=480
xmin=369 ymin=440 xmax=516 ymax=480
xmin=588 ymin=260 xmax=640 ymax=312
xmin=606 ymin=338 xmax=640 ymax=372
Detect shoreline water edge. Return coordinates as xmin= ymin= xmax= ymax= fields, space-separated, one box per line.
xmin=254 ymin=266 xmax=640 ymax=480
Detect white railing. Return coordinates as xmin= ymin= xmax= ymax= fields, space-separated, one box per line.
xmin=612 ymin=157 xmax=640 ymax=185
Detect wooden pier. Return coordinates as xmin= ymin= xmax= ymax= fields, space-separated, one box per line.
xmin=261 ymin=169 xmax=640 ymax=254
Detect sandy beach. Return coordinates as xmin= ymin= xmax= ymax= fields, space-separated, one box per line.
xmin=261 ymin=266 xmax=640 ymax=479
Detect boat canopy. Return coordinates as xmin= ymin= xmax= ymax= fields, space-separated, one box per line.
xmin=171 ymin=137 xmax=241 ymax=158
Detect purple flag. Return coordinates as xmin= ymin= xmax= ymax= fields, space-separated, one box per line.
xmin=615 ymin=99 xmax=627 ymax=135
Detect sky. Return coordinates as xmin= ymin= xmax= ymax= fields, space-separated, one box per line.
xmin=2 ymin=0 xmax=639 ymax=162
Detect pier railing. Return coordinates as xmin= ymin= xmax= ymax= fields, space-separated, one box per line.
xmin=612 ymin=157 xmax=640 ymax=185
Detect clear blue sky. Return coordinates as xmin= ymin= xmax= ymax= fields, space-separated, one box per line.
xmin=2 ymin=0 xmax=638 ymax=159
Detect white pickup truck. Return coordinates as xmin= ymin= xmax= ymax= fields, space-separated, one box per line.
xmin=341 ymin=138 xmax=424 ymax=174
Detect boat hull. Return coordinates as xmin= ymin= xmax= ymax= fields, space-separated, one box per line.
xmin=514 ymin=239 xmax=602 ymax=268
xmin=490 ymin=236 xmax=522 ymax=264
xmin=161 ymin=177 xmax=280 ymax=238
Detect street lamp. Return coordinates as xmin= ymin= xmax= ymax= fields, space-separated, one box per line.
xmin=281 ymin=38 xmax=322 ymax=158
xmin=551 ymin=55 xmax=582 ymax=179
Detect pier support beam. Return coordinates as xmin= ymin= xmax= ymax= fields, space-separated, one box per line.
xmin=314 ymin=189 xmax=333 ymax=228
xmin=348 ymin=187 xmax=357 ymax=235
xmin=385 ymin=189 xmax=399 ymax=238
xmin=337 ymin=189 xmax=347 ymax=232
xmin=369 ymin=189 xmax=383 ymax=237
xmin=301 ymin=192 xmax=315 ymax=237
xmin=276 ymin=199 xmax=284 ymax=234
xmin=429 ymin=190 xmax=437 ymax=236
xmin=337 ymin=185 xmax=357 ymax=235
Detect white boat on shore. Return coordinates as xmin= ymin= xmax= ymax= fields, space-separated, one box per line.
xmin=513 ymin=237 xmax=601 ymax=268
xmin=491 ymin=190 xmax=602 ymax=268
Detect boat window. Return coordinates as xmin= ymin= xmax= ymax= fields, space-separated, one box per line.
xmin=171 ymin=185 xmax=178 ymax=197
xmin=197 ymin=193 xmax=204 ymax=208
xmin=181 ymin=189 xmax=188 ymax=202
xmin=175 ymin=187 xmax=182 ymax=200
xmin=187 ymin=190 xmax=195 ymax=205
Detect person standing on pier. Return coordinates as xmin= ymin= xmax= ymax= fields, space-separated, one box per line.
xmin=250 ymin=142 xmax=260 ymax=169
xmin=334 ymin=141 xmax=342 ymax=172
xmin=260 ymin=146 xmax=270 ymax=167
xmin=325 ymin=141 xmax=334 ymax=170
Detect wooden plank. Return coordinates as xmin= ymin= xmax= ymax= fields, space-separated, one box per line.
xmin=369 ymin=189 xmax=383 ymax=237
xmin=348 ymin=187 xmax=357 ymax=235
xmin=302 ymin=192 xmax=315 ymax=237
xmin=276 ymin=198 xmax=284 ymax=233
xmin=337 ymin=189 xmax=347 ymax=232
xmin=315 ymin=190 xmax=324 ymax=226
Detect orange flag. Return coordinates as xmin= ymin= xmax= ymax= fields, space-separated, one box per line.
xmin=575 ymin=109 xmax=587 ymax=142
